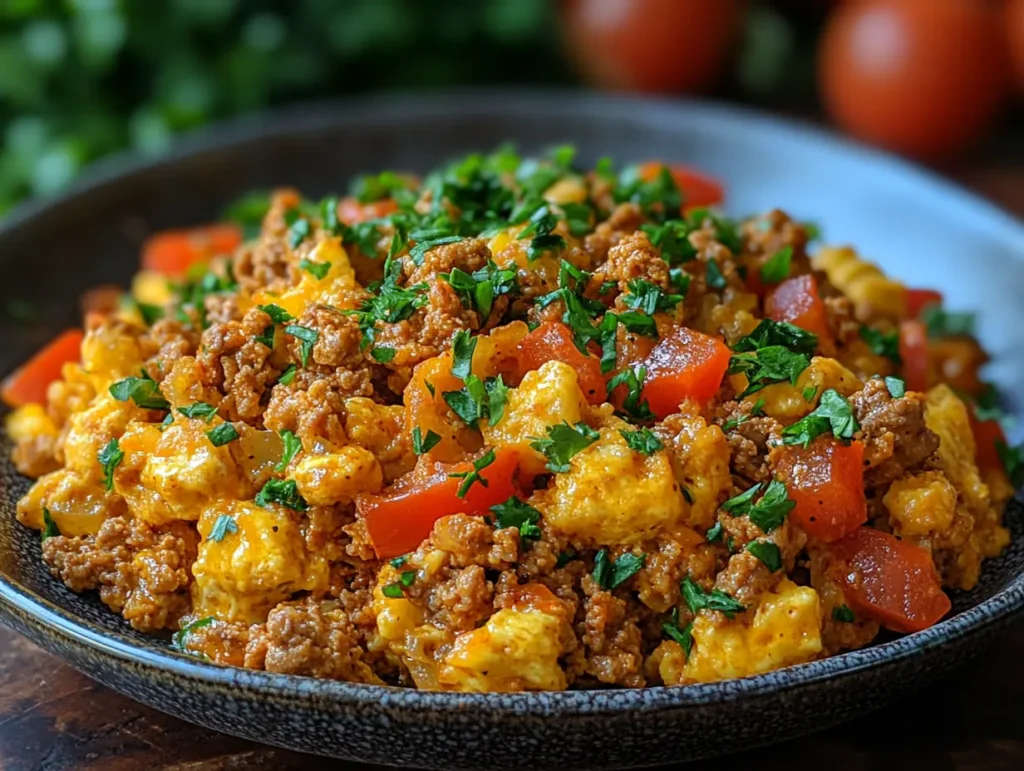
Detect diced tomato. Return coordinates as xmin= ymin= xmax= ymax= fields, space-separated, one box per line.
xmin=141 ymin=223 xmax=242 ymax=276
xmin=969 ymin=411 xmax=1006 ymax=473
xmin=2 ymin=329 xmax=83 ymax=408
xmin=829 ymin=527 xmax=951 ymax=634
xmin=640 ymin=327 xmax=731 ymax=418
xmin=357 ymin=447 xmax=524 ymax=559
xmin=517 ymin=321 xmax=605 ymax=404
xmin=904 ymin=288 xmax=943 ymax=319
xmin=776 ymin=439 xmax=867 ymax=542
xmin=639 ymin=161 xmax=725 ymax=209
xmin=899 ymin=319 xmax=929 ymax=393
xmin=338 ymin=196 xmax=399 ymax=226
xmin=766 ymin=274 xmax=831 ymax=341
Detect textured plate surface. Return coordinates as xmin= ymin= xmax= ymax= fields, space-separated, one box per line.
xmin=0 ymin=91 xmax=1022 ymax=770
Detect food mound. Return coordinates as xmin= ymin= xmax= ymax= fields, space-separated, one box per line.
xmin=3 ymin=148 xmax=1019 ymax=692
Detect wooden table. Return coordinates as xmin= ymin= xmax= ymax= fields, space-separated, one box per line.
xmin=2 ymin=152 xmax=1023 ymax=771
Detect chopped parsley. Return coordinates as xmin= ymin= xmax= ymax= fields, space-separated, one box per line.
xmin=275 ymin=430 xmax=302 ymax=471
xmin=662 ymin=607 xmax=694 ymax=656
xmin=258 ymin=303 xmax=295 ymax=324
xmin=722 ymin=478 xmax=795 ymax=533
xmin=802 ymin=385 xmax=819 ymax=402
xmin=746 ymin=541 xmax=782 ymax=572
xmin=450 ymin=329 xmax=477 ymax=379
xmin=705 ymin=260 xmax=727 ymax=290
xmin=536 ymin=260 xmax=606 ymax=354
xmin=727 ymin=346 xmax=810 ymax=398
xmin=255 ymin=479 xmax=308 ymax=511
xmin=680 ymin=576 xmax=746 ymax=619
xmin=619 ymin=427 xmax=664 ymax=455
xmin=135 ymin=301 xmax=164 ymax=326
xmin=441 ymin=261 xmax=519 ymax=319
xmin=733 ymin=319 xmax=818 ymax=356
xmin=41 ymin=507 xmax=60 ymax=541
xmin=208 ymin=514 xmax=238 ymax=543
xmin=921 ymin=305 xmax=975 ymax=338
xmin=592 ymin=548 xmax=646 ymax=590
xmin=781 ymin=389 xmax=860 ymax=447
xmin=412 ymin=427 xmax=441 ymax=456
xmin=277 ymin=364 xmax=297 ymax=386
xmin=284 ymin=324 xmax=319 ymax=367
xmin=640 ymin=219 xmax=698 ymax=264
xmin=370 ymin=346 xmax=396 ymax=363
xmin=299 ymin=258 xmax=331 ymax=280
xmin=614 ymin=163 xmax=682 ymax=223
xmin=442 ymin=374 xmax=507 ymax=429
xmin=205 ymin=422 xmax=239 ymax=447
xmin=381 ymin=583 xmax=404 ymax=599
xmin=400 ymin=569 xmax=417 ymax=587
xmin=97 ymin=437 xmax=123 ymax=492
xmin=490 ymin=496 xmax=543 ymax=543
xmin=530 ymin=421 xmax=600 ymax=473
xmin=623 ymin=278 xmax=683 ymax=315
xmin=884 ymin=376 xmax=906 ymax=398
xmin=606 ymin=365 xmax=654 ymax=420
xmin=832 ymin=604 xmax=856 ymax=623
xmin=705 ymin=521 xmax=724 ymax=543
xmin=555 ymin=549 xmax=578 ymax=568
xmin=344 ymin=257 xmax=427 ymax=349
xmin=760 ymin=246 xmax=792 ymax=284
xmin=859 ymin=325 xmax=901 ymax=363
xmin=171 ymin=616 xmax=214 ymax=651
xmin=178 ymin=402 xmax=217 ymax=421
xmin=389 ymin=555 xmax=408 ymax=569
xmin=448 ymin=448 xmax=497 ymax=498
xmin=517 ymin=204 xmax=567 ymax=262
xmin=109 ymin=373 xmax=169 ymax=411
xmin=284 ymin=208 xmax=312 ymax=249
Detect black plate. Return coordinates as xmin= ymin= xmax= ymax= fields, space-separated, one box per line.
xmin=1 ymin=91 xmax=1023 ymax=770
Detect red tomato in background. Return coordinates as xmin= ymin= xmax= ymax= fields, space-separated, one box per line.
xmin=819 ymin=0 xmax=1008 ymax=159
xmin=1007 ymin=0 xmax=1024 ymax=93
xmin=561 ymin=0 xmax=744 ymax=94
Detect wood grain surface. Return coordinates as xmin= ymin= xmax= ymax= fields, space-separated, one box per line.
xmin=1 ymin=151 xmax=1022 ymax=771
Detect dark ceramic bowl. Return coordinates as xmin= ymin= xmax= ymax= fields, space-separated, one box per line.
xmin=1 ymin=92 xmax=1022 ymax=770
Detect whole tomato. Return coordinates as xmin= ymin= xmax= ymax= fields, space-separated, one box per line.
xmin=1008 ymin=0 xmax=1024 ymax=92
xmin=819 ymin=0 xmax=1008 ymax=159
xmin=561 ymin=0 xmax=744 ymax=94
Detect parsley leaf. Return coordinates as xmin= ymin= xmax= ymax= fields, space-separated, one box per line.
xmin=705 ymin=260 xmax=727 ymax=290
xmin=299 ymin=258 xmax=331 ymax=280
xmin=606 ymin=365 xmax=654 ymax=420
xmin=760 ymin=246 xmax=792 ymax=284
xmin=641 ymin=219 xmax=698 ymax=264
xmin=746 ymin=541 xmax=782 ymax=572
xmin=884 ymin=376 xmax=906 ymax=398
xmin=344 ymin=257 xmax=427 ymax=349
xmin=412 ymin=427 xmax=441 ymax=456
xmin=593 ymin=548 xmax=646 ymax=590
xmin=258 ymin=303 xmax=295 ymax=324
xmin=662 ymin=608 xmax=694 ymax=656
xmin=614 ymin=164 xmax=681 ymax=223
xmin=443 ymin=375 xmax=488 ymax=428
xmin=733 ymin=319 xmax=818 ymax=357
xmin=209 ymin=514 xmax=238 ymax=543
xmin=381 ymin=583 xmax=404 ymax=599
xmin=859 ymin=325 xmax=901 ymax=363
xmin=206 ymin=422 xmax=239 ymax=447
xmin=680 ymin=576 xmax=746 ymax=619
xmin=171 ymin=616 xmax=214 ymax=652
xmin=275 ymin=430 xmax=302 ymax=471
xmin=832 ymin=604 xmax=856 ymax=623
xmin=450 ymin=329 xmax=477 ymax=379
xmin=619 ymin=427 xmax=664 ymax=455
xmin=370 ymin=346 xmax=396 ymax=363
xmin=284 ymin=325 xmax=318 ymax=367
xmin=441 ymin=261 xmax=519 ymax=319
xmin=722 ymin=478 xmax=795 ymax=533
xmin=485 ymin=375 xmax=509 ymax=426
xmin=41 ymin=507 xmax=60 ymax=541
xmin=277 ymin=364 xmax=297 ymax=386
xmin=109 ymin=373 xmax=169 ymax=411
xmin=921 ymin=305 xmax=975 ymax=338
xmin=255 ymin=479 xmax=308 ymax=511
xmin=782 ymin=389 xmax=860 ymax=447
xmin=728 ymin=345 xmax=810 ymax=399
xmin=97 ymin=437 xmax=123 ymax=492
xmin=178 ymin=402 xmax=217 ymax=421
xmin=285 ymin=208 xmax=312 ymax=249
xmin=448 ymin=448 xmax=497 ymax=498
xmin=530 ymin=421 xmax=600 ymax=473
xmin=705 ymin=521 xmax=723 ymax=543
xmin=254 ymin=324 xmax=275 ymax=349
xmin=490 ymin=496 xmax=542 ymax=543
xmin=623 ymin=278 xmax=683 ymax=315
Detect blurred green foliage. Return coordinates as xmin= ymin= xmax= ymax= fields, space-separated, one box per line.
xmin=0 ymin=0 xmax=564 ymax=213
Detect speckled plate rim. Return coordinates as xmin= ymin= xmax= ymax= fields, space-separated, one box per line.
xmin=1 ymin=89 xmax=1023 ymax=715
